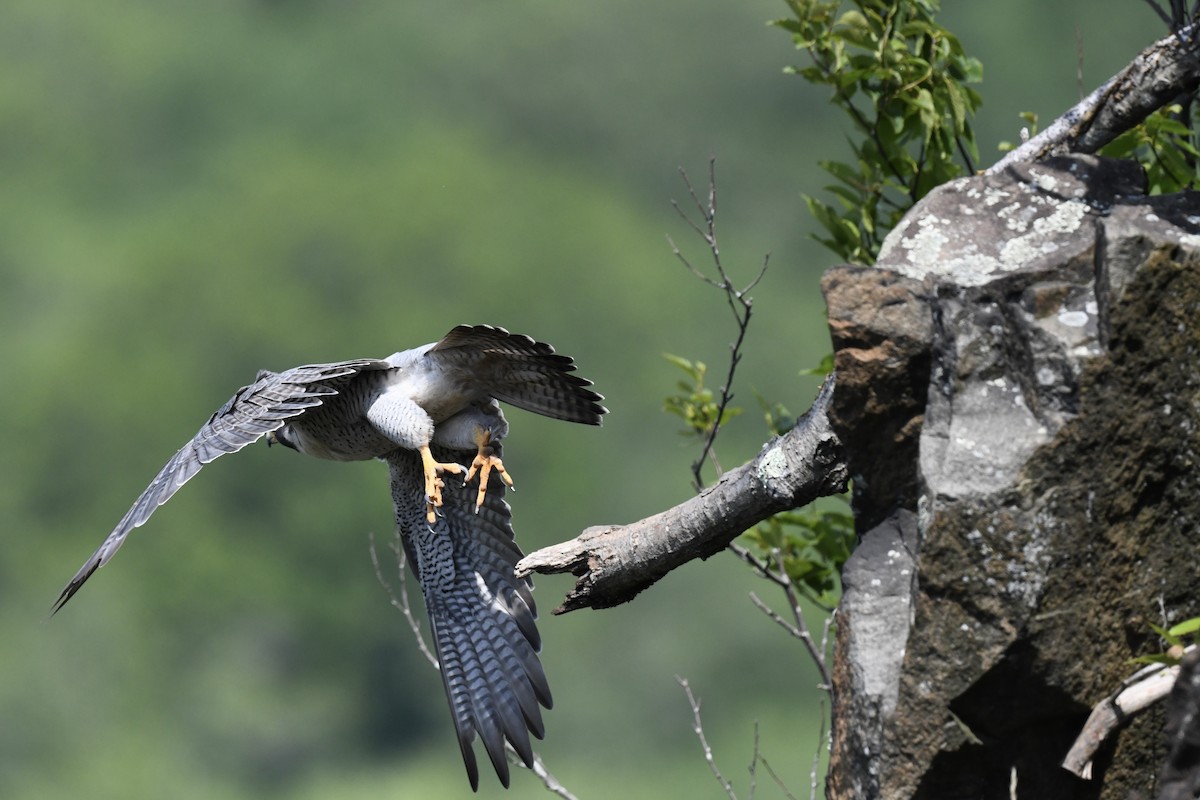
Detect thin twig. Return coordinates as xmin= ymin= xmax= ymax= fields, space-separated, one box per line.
xmin=678 ymin=676 xmax=738 ymax=800
xmin=759 ymin=755 xmax=800 ymax=800
xmin=1141 ymin=0 xmax=1175 ymax=29
xmin=731 ymin=538 xmax=835 ymax=688
xmin=771 ymin=550 xmax=833 ymax=690
xmin=368 ymin=532 xmax=438 ymax=667
xmin=727 ymin=541 xmax=790 ymax=589
xmin=819 ymin=615 xmax=834 ymax=661
xmin=954 ymin=134 xmax=976 ymax=175
xmin=669 ymin=158 xmax=769 ymax=491
xmin=750 ymin=592 xmax=806 ymax=640
xmin=808 ymin=701 xmax=827 ymax=800
xmin=527 ymin=753 xmax=581 ymax=800
xmin=1076 ymin=25 xmax=1085 ymax=100
xmin=749 ymin=591 xmax=831 ymax=691
xmin=748 ymin=721 xmax=759 ymax=800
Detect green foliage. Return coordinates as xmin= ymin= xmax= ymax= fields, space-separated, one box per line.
xmin=752 ymin=387 xmax=854 ymax=610
xmin=775 ymin=0 xmax=983 ymax=264
xmin=1101 ymin=104 xmax=1200 ymax=194
xmin=755 ymin=391 xmax=797 ymax=437
xmin=665 ymin=360 xmax=853 ymax=609
xmin=662 ymin=354 xmax=743 ymax=437
xmin=740 ymin=504 xmax=856 ymax=608
xmin=798 ymin=352 xmax=836 ymax=378
xmin=1131 ymin=616 xmax=1200 ymax=666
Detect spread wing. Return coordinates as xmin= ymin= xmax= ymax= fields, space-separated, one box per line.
xmin=430 ymin=324 xmax=607 ymax=425
xmin=387 ymin=440 xmax=550 ymax=790
xmin=51 ymin=359 xmax=392 ymax=615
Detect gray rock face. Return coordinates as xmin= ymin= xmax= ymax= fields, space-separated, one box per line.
xmin=823 ymin=156 xmax=1200 ymax=799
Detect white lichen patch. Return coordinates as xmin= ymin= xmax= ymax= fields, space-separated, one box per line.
xmin=982 ymin=185 xmax=1011 ymax=207
xmin=1032 ymin=199 xmax=1090 ymax=236
xmin=1056 ymin=309 xmax=1089 ymax=327
xmin=886 ymin=194 xmax=1092 ymax=287
xmin=756 ymin=442 xmax=789 ymax=482
xmin=897 ymin=214 xmax=951 ymax=264
xmin=1026 ymin=167 xmax=1059 ymax=193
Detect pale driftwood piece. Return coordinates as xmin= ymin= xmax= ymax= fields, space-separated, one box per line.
xmin=1062 ymin=646 xmax=1195 ymax=779
xmin=516 ymin=377 xmax=847 ymax=614
xmin=988 ymin=21 xmax=1200 ymax=175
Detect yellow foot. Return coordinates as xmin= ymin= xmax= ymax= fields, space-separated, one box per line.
xmin=463 ymin=433 xmax=514 ymax=513
xmin=420 ymin=445 xmax=465 ymax=523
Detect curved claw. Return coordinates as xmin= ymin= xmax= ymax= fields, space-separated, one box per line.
xmin=420 ymin=445 xmax=465 ymax=523
xmin=463 ymin=446 xmax=514 ymax=513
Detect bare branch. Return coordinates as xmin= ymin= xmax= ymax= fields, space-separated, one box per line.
xmin=1076 ymin=25 xmax=1085 ymax=100
xmin=526 ymin=753 xmax=581 ymax=800
xmin=1062 ymin=645 xmax=1195 ymax=778
xmin=516 ymin=376 xmax=847 ymax=613
xmin=749 ymin=591 xmax=831 ymax=690
xmin=989 ymin=21 xmax=1200 ymax=173
xmin=1140 ymin=0 xmax=1176 ymax=29
xmin=750 ymin=592 xmax=805 ymax=640
xmin=808 ymin=702 xmax=827 ymax=800
xmin=743 ymin=540 xmax=834 ymax=689
xmin=759 ymin=754 xmax=800 ymax=800
xmin=678 ymin=676 xmax=739 ymax=800
xmin=666 ymin=158 xmax=769 ymax=491
xmin=728 ymin=541 xmax=790 ymax=590
xmin=368 ymin=532 xmax=437 ymax=667
xmin=667 ymin=233 xmax=720 ymax=287
xmin=748 ymin=721 xmax=759 ymax=800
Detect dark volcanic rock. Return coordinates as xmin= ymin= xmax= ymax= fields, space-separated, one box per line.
xmin=1158 ymin=649 xmax=1200 ymax=800
xmin=824 ymin=156 xmax=1200 ymax=800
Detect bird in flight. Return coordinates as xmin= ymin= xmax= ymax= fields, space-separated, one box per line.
xmin=51 ymin=324 xmax=606 ymax=790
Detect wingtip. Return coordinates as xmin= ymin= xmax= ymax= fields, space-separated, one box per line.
xmin=46 ymin=584 xmax=77 ymax=620
xmin=47 ymin=558 xmax=102 ymax=619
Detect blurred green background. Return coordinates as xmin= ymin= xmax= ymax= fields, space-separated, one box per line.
xmin=0 ymin=1 xmax=1164 ymax=798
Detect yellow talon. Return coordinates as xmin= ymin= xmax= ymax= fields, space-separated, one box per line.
xmin=420 ymin=445 xmax=464 ymax=523
xmin=463 ymin=431 xmax=514 ymax=513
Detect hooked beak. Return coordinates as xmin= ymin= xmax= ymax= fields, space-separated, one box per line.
xmin=266 ymin=428 xmax=298 ymax=451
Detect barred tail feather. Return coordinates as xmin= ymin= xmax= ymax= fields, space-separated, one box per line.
xmin=387 ymin=444 xmax=551 ymax=790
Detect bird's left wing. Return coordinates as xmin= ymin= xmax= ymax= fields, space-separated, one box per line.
xmin=52 ymin=359 xmax=392 ymax=614
xmin=387 ymin=439 xmax=550 ymax=790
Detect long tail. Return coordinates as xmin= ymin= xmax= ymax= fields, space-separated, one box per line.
xmin=387 ymin=445 xmax=550 ymax=789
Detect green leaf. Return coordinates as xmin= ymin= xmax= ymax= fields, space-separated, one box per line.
xmin=1168 ymin=617 xmax=1200 ymax=638
xmin=662 ymin=352 xmax=704 ymax=382
xmin=799 ymin=352 xmax=836 ymax=377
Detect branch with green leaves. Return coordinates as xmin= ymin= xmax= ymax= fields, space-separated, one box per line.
xmin=988 ymin=16 xmax=1200 ymax=176
xmin=776 ymin=0 xmax=982 ymax=264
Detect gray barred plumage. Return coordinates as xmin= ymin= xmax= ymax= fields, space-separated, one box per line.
xmin=389 ymin=440 xmax=551 ymax=788
xmin=51 ymin=325 xmax=605 ymax=790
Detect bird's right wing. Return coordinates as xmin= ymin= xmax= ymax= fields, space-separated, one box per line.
xmin=386 ymin=440 xmax=550 ymax=790
xmin=51 ymin=359 xmax=392 ymax=614
xmin=429 ymin=324 xmax=607 ymax=425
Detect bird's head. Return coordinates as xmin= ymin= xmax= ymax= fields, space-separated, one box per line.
xmin=266 ymin=426 xmax=298 ymax=451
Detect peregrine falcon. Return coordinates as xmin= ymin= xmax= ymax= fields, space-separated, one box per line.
xmin=51 ymin=324 xmax=606 ymax=790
